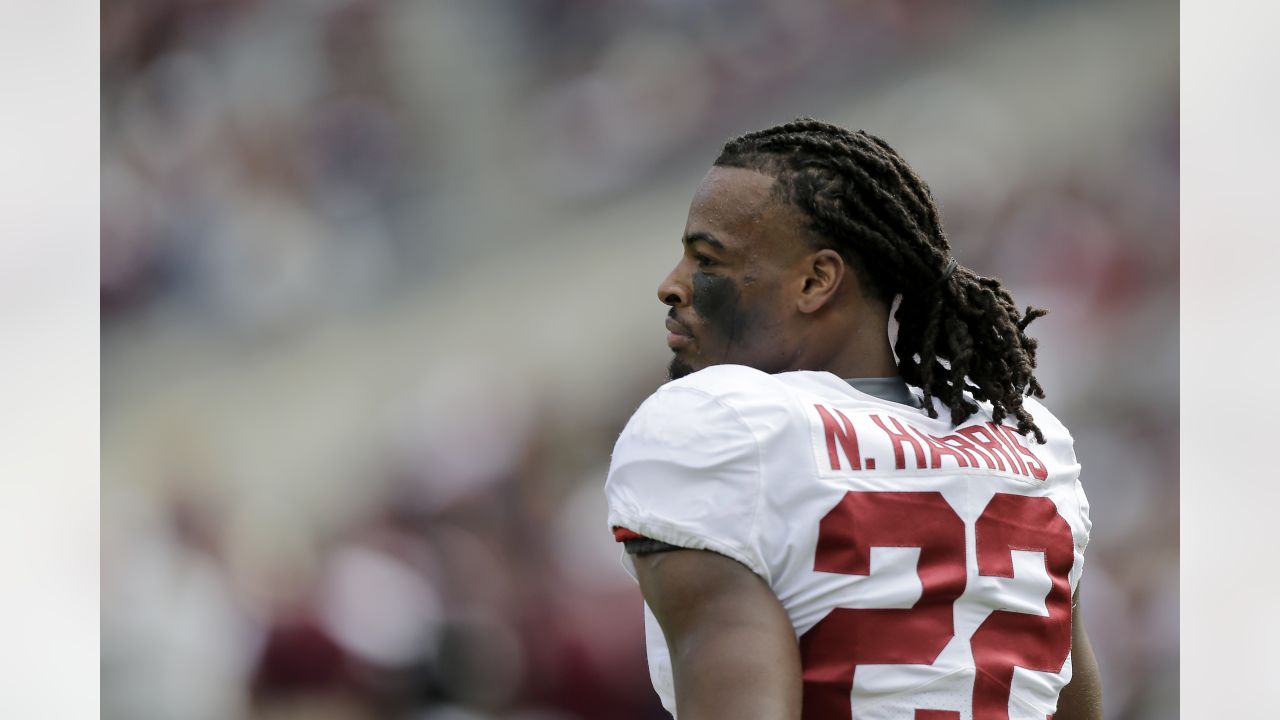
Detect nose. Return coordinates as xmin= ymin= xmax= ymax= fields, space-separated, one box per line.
xmin=657 ymin=264 xmax=690 ymax=308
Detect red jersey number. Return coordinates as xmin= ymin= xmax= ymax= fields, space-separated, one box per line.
xmin=799 ymin=491 xmax=1075 ymax=720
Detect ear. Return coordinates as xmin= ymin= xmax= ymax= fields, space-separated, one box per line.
xmin=796 ymin=248 xmax=846 ymax=314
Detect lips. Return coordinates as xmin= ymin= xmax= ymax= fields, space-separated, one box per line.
xmin=665 ymin=317 xmax=693 ymax=350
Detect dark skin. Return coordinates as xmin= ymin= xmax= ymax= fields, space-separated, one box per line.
xmin=636 ymin=548 xmax=802 ymax=720
xmin=640 ymin=166 xmax=1103 ymax=720
xmin=660 ymin=166 xmax=899 ymax=382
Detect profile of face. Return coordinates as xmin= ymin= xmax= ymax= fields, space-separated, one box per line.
xmin=659 ymin=165 xmax=827 ymax=379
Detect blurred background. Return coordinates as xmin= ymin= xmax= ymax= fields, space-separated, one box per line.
xmin=100 ymin=0 xmax=1177 ymax=718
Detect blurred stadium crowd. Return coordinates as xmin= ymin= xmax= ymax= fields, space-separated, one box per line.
xmin=101 ymin=0 xmax=1177 ymax=719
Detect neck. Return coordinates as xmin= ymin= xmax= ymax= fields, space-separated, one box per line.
xmin=793 ymin=313 xmax=899 ymax=379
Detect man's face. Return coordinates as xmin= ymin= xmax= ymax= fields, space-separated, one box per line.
xmin=659 ymin=165 xmax=812 ymax=379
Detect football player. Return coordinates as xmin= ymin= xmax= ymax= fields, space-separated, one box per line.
xmin=605 ymin=119 xmax=1102 ymax=720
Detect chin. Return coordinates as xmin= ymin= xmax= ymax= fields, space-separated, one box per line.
xmin=667 ymin=356 xmax=697 ymax=380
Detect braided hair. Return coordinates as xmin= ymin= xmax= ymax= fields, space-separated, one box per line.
xmin=716 ymin=118 xmax=1049 ymax=442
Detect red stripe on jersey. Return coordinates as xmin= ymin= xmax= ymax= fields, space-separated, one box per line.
xmin=612 ymin=526 xmax=647 ymax=543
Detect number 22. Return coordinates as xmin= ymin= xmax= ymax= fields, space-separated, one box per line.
xmin=799 ymin=491 xmax=1075 ymax=720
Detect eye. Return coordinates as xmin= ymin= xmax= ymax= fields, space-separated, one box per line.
xmin=694 ymin=253 xmax=717 ymax=269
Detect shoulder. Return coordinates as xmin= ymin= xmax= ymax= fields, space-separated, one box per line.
xmin=1018 ymin=395 xmax=1078 ymax=463
xmin=920 ymin=391 xmax=1074 ymax=446
xmin=625 ymin=365 xmax=796 ymax=442
xmin=659 ymin=363 xmax=785 ymax=401
xmin=1018 ymin=396 xmax=1074 ymax=442
xmin=606 ymin=367 xmax=776 ymax=577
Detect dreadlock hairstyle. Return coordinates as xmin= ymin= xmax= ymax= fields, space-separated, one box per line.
xmin=716 ymin=118 xmax=1050 ymax=442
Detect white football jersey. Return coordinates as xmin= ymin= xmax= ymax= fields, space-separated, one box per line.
xmin=605 ymin=364 xmax=1091 ymax=720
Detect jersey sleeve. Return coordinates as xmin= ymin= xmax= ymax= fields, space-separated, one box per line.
xmin=1071 ymin=476 xmax=1092 ymax=588
xmin=1023 ymin=397 xmax=1092 ymax=590
xmin=604 ymin=384 xmax=768 ymax=580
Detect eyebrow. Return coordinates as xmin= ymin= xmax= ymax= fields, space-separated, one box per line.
xmin=682 ymin=231 xmax=725 ymax=251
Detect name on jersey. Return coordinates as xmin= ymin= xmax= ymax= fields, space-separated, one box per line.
xmin=810 ymin=403 xmax=1047 ymax=480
